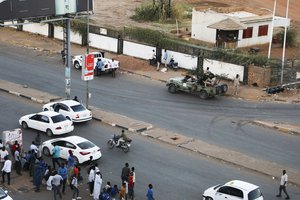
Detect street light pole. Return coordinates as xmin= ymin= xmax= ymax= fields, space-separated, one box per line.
xmin=268 ymin=0 xmax=276 ymax=59
xmin=280 ymin=0 xmax=290 ymax=85
xmin=86 ymin=0 xmax=90 ymax=108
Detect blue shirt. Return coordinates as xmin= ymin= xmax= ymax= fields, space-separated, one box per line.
xmin=67 ymin=155 xmax=75 ymax=168
xmin=147 ymin=188 xmax=154 ymax=200
xmin=58 ymin=166 xmax=67 ymax=180
xmin=52 ymin=146 xmax=60 ymax=158
xmin=96 ymin=60 xmax=104 ymax=70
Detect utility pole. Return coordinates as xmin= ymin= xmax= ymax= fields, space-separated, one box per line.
xmin=65 ymin=18 xmax=71 ymax=99
xmin=268 ymin=0 xmax=276 ymax=59
xmin=280 ymin=0 xmax=290 ymax=85
xmin=86 ymin=0 xmax=90 ymax=108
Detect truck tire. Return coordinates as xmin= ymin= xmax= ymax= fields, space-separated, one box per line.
xmin=74 ymin=61 xmax=81 ymax=70
xmin=199 ymin=90 xmax=209 ymax=99
xmin=168 ymin=84 xmax=177 ymax=94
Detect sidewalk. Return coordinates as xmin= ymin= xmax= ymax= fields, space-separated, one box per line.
xmin=1 ymin=79 xmax=300 ymax=187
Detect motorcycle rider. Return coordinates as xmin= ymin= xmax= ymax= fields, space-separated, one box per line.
xmin=115 ymin=130 xmax=129 ymax=147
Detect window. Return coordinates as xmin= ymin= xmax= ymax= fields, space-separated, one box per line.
xmin=248 ymin=188 xmax=263 ymax=200
xmin=243 ymin=27 xmax=253 ymax=39
xmin=258 ymin=25 xmax=268 ymax=36
xmin=218 ymin=186 xmax=231 ymax=195
xmin=229 ymin=187 xmax=244 ymax=198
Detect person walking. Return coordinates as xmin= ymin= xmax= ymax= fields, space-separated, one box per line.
xmin=52 ymin=145 xmax=60 ymax=170
xmin=67 ymin=150 xmax=75 ymax=184
xmin=88 ymin=165 xmax=95 ymax=196
xmin=1 ymin=155 xmax=12 ymax=185
xmin=119 ymin=182 xmax=126 ymax=200
xmin=34 ymin=132 xmax=42 ymax=157
xmin=128 ymin=172 xmax=134 ymax=200
xmin=71 ymin=173 xmax=81 ymax=200
xmin=58 ymin=162 xmax=68 ymax=194
xmin=0 ymin=146 xmax=9 ymax=169
xmin=163 ymin=49 xmax=168 ymax=67
xmin=33 ymin=159 xmax=43 ymax=192
xmin=93 ymin=169 xmax=102 ymax=200
xmin=14 ymin=147 xmax=22 ymax=175
xmin=233 ymin=74 xmax=240 ymax=96
xmin=276 ymin=170 xmax=290 ymax=199
xmin=29 ymin=149 xmax=37 ymax=177
xmin=121 ymin=163 xmax=130 ymax=183
xmin=52 ymin=170 xmax=63 ymax=200
xmin=146 ymin=184 xmax=155 ymax=200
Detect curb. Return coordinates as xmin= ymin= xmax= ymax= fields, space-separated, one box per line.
xmin=119 ymin=69 xmax=167 ymax=83
xmin=252 ymin=120 xmax=300 ymax=136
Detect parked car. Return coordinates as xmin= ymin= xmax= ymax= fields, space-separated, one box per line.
xmin=19 ymin=111 xmax=74 ymax=136
xmin=42 ymin=136 xmax=102 ymax=164
xmin=43 ymin=100 xmax=92 ymax=123
xmin=0 ymin=187 xmax=13 ymax=200
xmin=203 ymin=180 xmax=264 ymax=200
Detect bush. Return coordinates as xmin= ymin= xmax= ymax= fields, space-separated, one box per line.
xmin=277 ymin=29 xmax=297 ymax=47
xmin=131 ymin=4 xmax=160 ymax=21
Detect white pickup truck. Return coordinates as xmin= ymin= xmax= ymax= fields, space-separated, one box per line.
xmin=72 ymin=52 xmax=119 ymax=73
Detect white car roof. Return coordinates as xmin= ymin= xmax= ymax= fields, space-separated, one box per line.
xmin=59 ymin=100 xmax=81 ymax=107
xmin=38 ymin=111 xmax=62 ymax=117
xmin=48 ymin=136 xmax=88 ymax=144
xmin=224 ymin=180 xmax=259 ymax=192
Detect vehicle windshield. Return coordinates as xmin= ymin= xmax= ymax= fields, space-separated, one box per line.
xmin=248 ymin=188 xmax=263 ymax=200
xmin=71 ymin=105 xmax=86 ymax=112
xmin=51 ymin=114 xmax=67 ymax=123
xmin=77 ymin=141 xmax=95 ymax=150
xmin=0 ymin=188 xmax=7 ymax=198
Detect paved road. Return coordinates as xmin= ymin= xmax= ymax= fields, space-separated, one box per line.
xmin=1 ymin=92 xmax=300 ymax=200
xmin=0 ymin=43 xmax=300 ymax=172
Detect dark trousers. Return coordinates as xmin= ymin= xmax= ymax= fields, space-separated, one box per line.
xmin=278 ymin=185 xmax=290 ymax=198
xmin=15 ymin=161 xmax=22 ymax=175
xmin=53 ymin=184 xmax=62 ymax=200
xmin=52 ymin=157 xmax=60 ymax=170
xmin=2 ymin=171 xmax=10 ymax=185
xmin=62 ymin=178 xmax=66 ymax=193
xmin=89 ymin=181 xmax=94 ymax=195
xmin=72 ymin=187 xmax=79 ymax=199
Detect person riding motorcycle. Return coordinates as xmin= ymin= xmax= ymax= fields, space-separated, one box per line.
xmin=115 ymin=130 xmax=130 ymax=147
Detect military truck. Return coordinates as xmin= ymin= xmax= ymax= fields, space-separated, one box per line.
xmin=166 ymin=74 xmax=228 ymax=99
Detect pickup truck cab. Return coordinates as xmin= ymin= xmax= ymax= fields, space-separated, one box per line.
xmin=72 ymin=52 xmax=120 ymax=73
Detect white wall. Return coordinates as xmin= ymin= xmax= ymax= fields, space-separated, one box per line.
xmin=163 ymin=50 xmax=198 ymax=70
xmin=191 ymin=9 xmax=225 ymax=43
xmin=70 ymin=31 xmax=82 ymax=45
xmin=204 ymin=59 xmax=244 ymax=81
xmin=89 ymin=33 xmax=118 ymax=53
xmin=54 ymin=26 xmax=64 ymax=40
xmin=23 ymin=23 xmax=48 ymax=36
xmin=237 ymin=21 xmax=271 ymax=47
xmin=123 ymin=41 xmax=155 ymax=60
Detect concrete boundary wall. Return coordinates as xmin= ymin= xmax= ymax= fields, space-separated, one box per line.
xmin=90 ymin=33 xmax=118 ymax=53
xmin=163 ymin=49 xmax=198 ymax=70
xmin=23 ymin=23 xmax=48 ymax=36
xmin=204 ymin=59 xmax=244 ymax=81
xmin=123 ymin=41 xmax=155 ymax=60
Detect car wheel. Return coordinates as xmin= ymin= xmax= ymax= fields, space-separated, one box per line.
xmin=199 ymin=90 xmax=208 ymax=99
xmin=22 ymin=121 xmax=28 ymax=129
xmin=43 ymin=108 xmax=49 ymax=111
xmin=74 ymin=61 xmax=81 ymax=70
xmin=168 ymin=84 xmax=177 ymax=93
xmin=205 ymin=197 xmax=213 ymax=200
xmin=73 ymin=156 xmax=79 ymax=165
xmin=43 ymin=147 xmax=51 ymax=156
xmin=46 ymin=129 xmax=53 ymax=137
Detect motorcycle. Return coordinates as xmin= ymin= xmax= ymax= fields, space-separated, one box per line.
xmin=107 ymin=135 xmax=131 ymax=153
xmin=167 ymin=58 xmax=178 ymax=71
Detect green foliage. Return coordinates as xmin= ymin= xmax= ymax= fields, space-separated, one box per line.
xmin=277 ymin=29 xmax=297 ymax=47
xmin=171 ymin=3 xmax=188 ymax=20
xmin=125 ymin=27 xmax=164 ymax=45
xmin=131 ymin=4 xmax=160 ymax=21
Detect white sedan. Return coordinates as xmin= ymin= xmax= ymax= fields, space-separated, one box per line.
xmin=203 ymin=180 xmax=264 ymax=200
xmin=19 ymin=111 xmax=74 ymax=136
xmin=42 ymin=136 xmax=102 ymax=164
xmin=0 ymin=187 xmax=13 ymax=200
xmin=43 ymin=100 xmax=92 ymax=123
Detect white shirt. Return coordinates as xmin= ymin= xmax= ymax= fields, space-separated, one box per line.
xmin=2 ymin=160 xmax=12 ymax=173
xmin=52 ymin=174 xmax=63 ymax=186
xmin=280 ymin=174 xmax=288 ymax=186
xmin=14 ymin=150 xmax=21 ymax=161
xmin=0 ymin=150 xmax=8 ymax=162
xmin=30 ymin=144 xmax=38 ymax=153
xmin=88 ymin=169 xmax=95 ymax=182
xmin=111 ymin=60 xmax=118 ymax=69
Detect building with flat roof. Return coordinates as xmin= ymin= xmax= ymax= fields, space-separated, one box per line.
xmin=191 ymin=7 xmax=290 ymax=48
